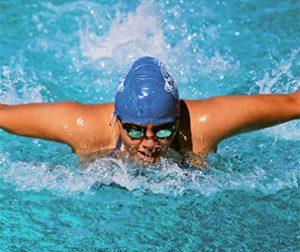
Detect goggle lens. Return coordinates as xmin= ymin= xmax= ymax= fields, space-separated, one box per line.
xmin=155 ymin=128 xmax=174 ymax=138
xmin=124 ymin=128 xmax=144 ymax=139
xmin=122 ymin=124 xmax=175 ymax=139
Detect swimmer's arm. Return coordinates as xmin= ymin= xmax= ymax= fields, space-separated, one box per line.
xmin=187 ymin=91 xmax=300 ymax=150
xmin=0 ymin=102 xmax=115 ymax=152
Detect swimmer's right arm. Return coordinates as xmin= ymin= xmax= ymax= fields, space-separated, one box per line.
xmin=0 ymin=102 xmax=115 ymax=152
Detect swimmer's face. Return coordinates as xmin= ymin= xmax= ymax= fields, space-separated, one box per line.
xmin=117 ymin=120 xmax=178 ymax=165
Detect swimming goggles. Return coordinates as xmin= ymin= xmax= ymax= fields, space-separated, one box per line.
xmin=121 ymin=122 xmax=176 ymax=139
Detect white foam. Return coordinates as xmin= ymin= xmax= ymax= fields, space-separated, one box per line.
xmin=263 ymin=121 xmax=300 ymax=140
xmin=77 ymin=0 xmax=239 ymax=84
xmin=0 ymin=65 xmax=45 ymax=104
xmin=255 ymin=48 xmax=300 ymax=140
xmin=79 ymin=0 xmax=169 ymax=65
xmin=256 ymin=47 xmax=300 ymax=94
xmin=1 ymin=153 xmax=299 ymax=197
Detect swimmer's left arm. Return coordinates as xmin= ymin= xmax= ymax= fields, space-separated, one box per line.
xmin=186 ymin=91 xmax=300 ymax=150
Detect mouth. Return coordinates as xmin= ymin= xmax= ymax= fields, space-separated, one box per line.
xmin=136 ymin=151 xmax=160 ymax=165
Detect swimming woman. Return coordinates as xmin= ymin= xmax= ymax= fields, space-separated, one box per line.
xmin=0 ymin=56 xmax=299 ymax=167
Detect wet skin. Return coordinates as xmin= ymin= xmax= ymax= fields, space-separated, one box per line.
xmin=117 ymin=120 xmax=178 ymax=165
xmin=1 ymin=92 xmax=299 ymax=167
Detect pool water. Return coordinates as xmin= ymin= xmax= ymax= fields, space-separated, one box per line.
xmin=1 ymin=0 xmax=300 ymax=251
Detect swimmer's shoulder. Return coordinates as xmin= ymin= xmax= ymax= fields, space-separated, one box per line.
xmin=177 ymin=99 xmax=218 ymax=153
xmin=69 ymin=102 xmax=120 ymax=154
xmin=180 ymin=98 xmax=215 ymax=112
xmin=78 ymin=102 xmax=115 ymax=125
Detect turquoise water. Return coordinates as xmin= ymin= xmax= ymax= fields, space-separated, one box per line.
xmin=1 ymin=0 xmax=300 ymax=251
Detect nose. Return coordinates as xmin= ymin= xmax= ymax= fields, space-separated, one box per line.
xmin=142 ymin=129 xmax=158 ymax=149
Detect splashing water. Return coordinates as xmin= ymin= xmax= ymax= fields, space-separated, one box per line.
xmin=79 ymin=1 xmax=170 ymax=65
xmin=256 ymin=48 xmax=300 ymax=94
xmin=1 ymin=0 xmax=300 ymax=250
xmin=78 ymin=0 xmax=239 ymax=92
xmin=255 ymin=48 xmax=300 ymax=140
xmin=0 ymin=65 xmax=45 ymax=104
xmin=1 ymin=152 xmax=298 ymax=197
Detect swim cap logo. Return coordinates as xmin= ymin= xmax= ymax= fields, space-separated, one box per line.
xmin=160 ymin=63 xmax=178 ymax=98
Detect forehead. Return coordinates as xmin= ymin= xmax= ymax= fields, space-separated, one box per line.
xmin=122 ymin=122 xmax=175 ymax=128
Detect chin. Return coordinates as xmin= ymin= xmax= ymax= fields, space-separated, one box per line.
xmin=141 ymin=159 xmax=158 ymax=166
xmin=135 ymin=152 xmax=160 ymax=166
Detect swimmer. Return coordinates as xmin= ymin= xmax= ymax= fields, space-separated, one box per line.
xmin=0 ymin=56 xmax=299 ymax=167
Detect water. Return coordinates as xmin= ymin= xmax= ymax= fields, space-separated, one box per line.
xmin=1 ymin=0 xmax=300 ymax=251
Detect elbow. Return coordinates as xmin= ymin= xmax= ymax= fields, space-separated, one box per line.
xmin=0 ymin=104 xmax=8 ymax=129
xmin=288 ymin=91 xmax=300 ymax=118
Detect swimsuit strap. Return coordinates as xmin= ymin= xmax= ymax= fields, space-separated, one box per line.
xmin=107 ymin=136 xmax=123 ymax=158
xmin=115 ymin=135 xmax=123 ymax=150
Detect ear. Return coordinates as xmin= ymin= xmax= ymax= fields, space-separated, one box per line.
xmin=116 ymin=119 xmax=123 ymax=131
xmin=109 ymin=115 xmax=119 ymax=127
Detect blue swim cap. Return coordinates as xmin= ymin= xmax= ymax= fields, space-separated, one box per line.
xmin=115 ymin=56 xmax=179 ymax=124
